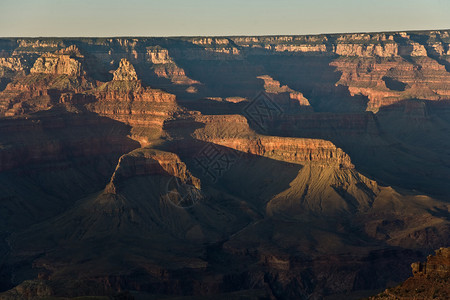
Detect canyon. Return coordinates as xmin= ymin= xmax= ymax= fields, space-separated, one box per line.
xmin=0 ymin=30 xmax=449 ymax=299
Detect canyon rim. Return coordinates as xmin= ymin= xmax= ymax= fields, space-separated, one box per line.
xmin=0 ymin=1 xmax=450 ymax=299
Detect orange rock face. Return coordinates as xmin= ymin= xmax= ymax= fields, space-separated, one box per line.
xmin=0 ymin=57 xmax=27 ymax=71
xmin=190 ymin=114 xmax=353 ymax=167
xmin=30 ymin=45 xmax=85 ymax=77
xmin=86 ymin=60 xmax=178 ymax=145
xmin=411 ymin=248 xmax=450 ymax=278
xmin=205 ymin=136 xmax=353 ymax=167
xmin=107 ymin=148 xmax=201 ymax=194
xmin=146 ymin=46 xmax=200 ymax=85
xmin=112 ymin=58 xmax=138 ymax=81
xmin=330 ymin=56 xmax=450 ymax=111
xmin=334 ymin=42 xmax=399 ymax=57
xmin=371 ymin=248 xmax=450 ymax=300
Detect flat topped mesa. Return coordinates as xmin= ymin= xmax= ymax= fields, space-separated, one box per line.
xmin=55 ymin=45 xmax=84 ymax=57
xmin=113 ymin=58 xmax=138 ymax=81
xmin=30 ymin=45 xmax=84 ymax=77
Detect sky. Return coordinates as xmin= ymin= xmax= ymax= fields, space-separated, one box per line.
xmin=0 ymin=0 xmax=449 ymax=37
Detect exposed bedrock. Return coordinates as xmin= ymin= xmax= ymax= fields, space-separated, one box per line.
xmin=371 ymin=247 xmax=450 ymax=299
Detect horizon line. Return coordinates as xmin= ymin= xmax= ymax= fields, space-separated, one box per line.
xmin=1 ymin=28 xmax=449 ymax=39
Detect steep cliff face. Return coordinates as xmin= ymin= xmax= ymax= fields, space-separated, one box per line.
xmin=334 ymin=42 xmax=399 ymax=57
xmin=87 ymin=59 xmax=179 ymax=145
xmin=257 ymin=75 xmax=312 ymax=111
xmin=112 ymin=58 xmax=137 ymax=81
xmin=107 ymin=148 xmax=201 ymax=194
xmin=146 ymin=46 xmax=200 ymax=85
xmin=232 ymin=35 xmax=331 ymax=52
xmin=0 ymin=57 xmax=28 ymax=72
xmin=14 ymin=39 xmax=65 ymax=54
xmin=411 ymin=247 xmax=450 ymax=278
xmin=330 ymin=56 xmax=450 ymax=111
xmin=189 ymin=114 xmax=352 ymax=167
xmin=0 ymin=77 xmax=92 ymax=117
xmin=0 ymin=81 xmax=51 ymax=116
xmin=0 ymin=46 xmax=93 ymax=117
xmin=147 ymin=47 xmax=172 ymax=64
xmin=30 ymin=45 xmax=85 ymax=77
xmin=216 ymin=136 xmax=353 ymax=167
xmin=231 ymin=31 xmax=450 ymax=58
xmin=371 ymin=247 xmax=450 ymax=299
xmin=188 ymin=37 xmax=241 ymax=56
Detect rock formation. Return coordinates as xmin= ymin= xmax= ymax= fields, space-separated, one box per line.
xmin=334 ymin=42 xmax=399 ymax=57
xmin=146 ymin=46 xmax=200 ymax=85
xmin=0 ymin=57 xmax=27 ymax=72
xmin=330 ymin=56 xmax=450 ymax=112
xmin=147 ymin=46 xmax=173 ymax=64
xmin=30 ymin=45 xmax=84 ymax=77
xmin=191 ymin=114 xmax=352 ymax=167
xmin=87 ymin=59 xmax=178 ymax=146
xmin=112 ymin=58 xmax=138 ymax=81
xmin=0 ymin=46 xmax=93 ymax=117
xmin=257 ymin=75 xmax=312 ymax=111
xmin=371 ymin=247 xmax=450 ymax=299
xmin=107 ymin=148 xmax=201 ymax=194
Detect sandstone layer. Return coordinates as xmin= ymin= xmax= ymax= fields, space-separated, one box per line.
xmin=371 ymin=247 xmax=450 ymax=300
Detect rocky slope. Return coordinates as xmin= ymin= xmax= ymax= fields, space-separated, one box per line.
xmin=0 ymin=31 xmax=449 ymax=299
xmin=370 ymin=247 xmax=450 ymax=299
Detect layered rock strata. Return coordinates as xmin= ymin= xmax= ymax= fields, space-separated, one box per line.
xmin=371 ymin=247 xmax=450 ymax=299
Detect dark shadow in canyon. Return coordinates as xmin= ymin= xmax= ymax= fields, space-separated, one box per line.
xmin=251 ymin=99 xmax=450 ymax=198
xmin=161 ymin=117 xmax=304 ymax=211
xmin=0 ymin=107 xmax=141 ymax=254
xmin=0 ymin=108 xmax=142 ymax=293
xmin=382 ymin=76 xmax=407 ymax=91
xmin=246 ymin=52 xmax=370 ymax=113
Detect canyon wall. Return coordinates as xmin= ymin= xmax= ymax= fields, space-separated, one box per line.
xmin=371 ymin=247 xmax=450 ymax=299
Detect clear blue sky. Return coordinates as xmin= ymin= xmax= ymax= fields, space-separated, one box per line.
xmin=0 ymin=0 xmax=449 ymax=37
